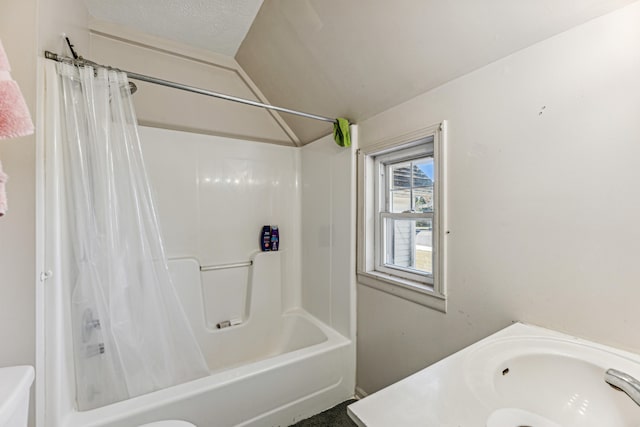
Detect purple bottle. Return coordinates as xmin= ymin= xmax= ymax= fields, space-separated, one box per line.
xmin=270 ymin=226 xmax=279 ymax=251
xmin=261 ymin=225 xmax=272 ymax=251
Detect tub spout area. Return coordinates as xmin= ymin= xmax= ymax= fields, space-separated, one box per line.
xmin=605 ymin=369 xmax=640 ymax=407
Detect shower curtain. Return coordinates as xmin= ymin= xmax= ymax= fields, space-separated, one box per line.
xmin=53 ymin=62 xmax=209 ymax=410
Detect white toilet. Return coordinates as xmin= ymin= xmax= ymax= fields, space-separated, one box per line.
xmin=0 ymin=366 xmax=35 ymax=427
xmin=139 ymin=421 xmax=196 ymax=427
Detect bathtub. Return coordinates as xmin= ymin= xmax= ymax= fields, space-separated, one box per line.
xmin=40 ymin=253 xmax=355 ymax=427
xmin=62 ymin=312 xmax=352 ymax=427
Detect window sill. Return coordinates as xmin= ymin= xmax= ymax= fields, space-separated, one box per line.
xmin=357 ymin=271 xmax=447 ymax=313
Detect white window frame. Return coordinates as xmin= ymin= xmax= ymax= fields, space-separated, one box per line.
xmin=357 ymin=121 xmax=447 ymax=312
xmin=374 ymin=143 xmax=434 ymax=283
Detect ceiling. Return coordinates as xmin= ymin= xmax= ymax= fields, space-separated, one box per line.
xmin=236 ymin=0 xmax=636 ymax=143
xmin=85 ymin=0 xmax=636 ymax=144
xmin=85 ymin=0 xmax=263 ymax=56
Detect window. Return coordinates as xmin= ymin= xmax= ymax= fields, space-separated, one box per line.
xmin=358 ymin=122 xmax=446 ymax=311
xmin=375 ymin=145 xmax=434 ymax=283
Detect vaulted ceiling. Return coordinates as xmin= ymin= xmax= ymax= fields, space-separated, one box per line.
xmin=235 ymin=0 xmax=635 ymax=143
xmin=85 ymin=0 xmax=636 ymax=144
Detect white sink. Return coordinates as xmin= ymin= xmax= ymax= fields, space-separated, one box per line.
xmin=465 ymin=337 xmax=640 ymax=426
xmin=348 ymin=323 xmax=640 ymax=427
xmin=487 ymin=408 xmax=562 ymax=427
xmin=0 ymin=366 xmax=34 ymax=427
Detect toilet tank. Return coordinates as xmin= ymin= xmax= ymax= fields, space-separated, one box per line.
xmin=0 ymin=366 xmax=34 ymax=427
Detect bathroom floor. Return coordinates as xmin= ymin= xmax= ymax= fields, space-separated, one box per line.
xmin=290 ymin=399 xmax=358 ymax=426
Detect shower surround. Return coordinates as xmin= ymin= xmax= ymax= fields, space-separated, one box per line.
xmin=37 ymin=64 xmax=356 ymax=425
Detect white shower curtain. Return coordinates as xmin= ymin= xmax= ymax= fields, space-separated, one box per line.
xmin=54 ymin=62 xmax=209 ymax=410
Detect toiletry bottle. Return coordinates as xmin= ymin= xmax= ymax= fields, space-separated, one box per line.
xmin=261 ymin=225 xmax=272 ymax=251
xmin=271 ymin=226 xmax=279 ymax=251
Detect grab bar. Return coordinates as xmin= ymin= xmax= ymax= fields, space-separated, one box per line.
xmin=200 ymin=260 xmax=253 ymax=272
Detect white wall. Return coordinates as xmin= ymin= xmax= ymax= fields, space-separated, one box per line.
xmin=356 ymin=1 xmax=640 ymax=395
xmin=140 ymin=126 xmax=302 ymax=313
xmin=89 ymin=22 xmax=298 ymax=146
xmin=0 ymin=0 xmax=38 ymax=371
xmin=141 ymin=127 xmax=357 ymax=343
xmin=301 ymin=133 xmax=356 ymax=339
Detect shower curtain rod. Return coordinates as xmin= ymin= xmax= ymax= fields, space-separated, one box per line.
xmin=43 ymin=50 xmax=339 ymax=125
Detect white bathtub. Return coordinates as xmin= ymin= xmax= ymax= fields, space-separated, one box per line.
xmin=63 ymin=312 xmax=352 ymax=427
xmin=41 ymin=254 xmax=354 ymax=427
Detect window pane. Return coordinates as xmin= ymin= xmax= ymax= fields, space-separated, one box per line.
xmin=387 ymin=157 xmax=434 ymax=213
xmin=390 ymin=162 xmax=411 ymax=190
xmin=384 ymin=218 xmax=433 ymax=275
xmin=390 ymin=189 xmax=411 ymax=213
xmin=413 ymin=186 xmax=433 ymax=213
xmin=413 ymin=157 xmax=434 ymax=187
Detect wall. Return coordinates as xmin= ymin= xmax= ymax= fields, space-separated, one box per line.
xmin=89 ymin=21 xmax=298 ymax=146
xmin=356 ymin=2 xmax=640 ymax=395
xmin=301 ymin=133 xmax=356 ymax=339
xmin=0 ymin=0 xmax=38 ymax=373
xmin=141 ymin=127 xmax=357 ymax=342
xmin=140 ymin=126 xmax=301 ymax=313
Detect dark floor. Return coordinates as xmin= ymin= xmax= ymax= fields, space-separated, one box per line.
xmin=289 ymin=399 xmax=358 ymax=427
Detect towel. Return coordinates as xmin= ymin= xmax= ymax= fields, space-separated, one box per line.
xmin=333 ymin=118 xmax=351 ymax=147
xmin=0 ymin=160 xmax=8 ymax=217
xmin=0 ymin=39 xmax=34 ymax=140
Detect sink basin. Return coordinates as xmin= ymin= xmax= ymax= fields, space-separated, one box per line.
xmin=487 ymin=408 xmax=561 ymax=427
xmin=465 ymin=337 xmax=640 ymax=426
xmin=348 ymin=323 xmax=640 ymax=427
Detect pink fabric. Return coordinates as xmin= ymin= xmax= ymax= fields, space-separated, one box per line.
xmin=0 ymin=39 xmax=10 ymax=72
xmin=0 ymin=38 xmax=32 ymax=216
xmin=0 ymin=38 xmax=34 ymax=139
xmin=0 ymin=80 xmax=34 ymax=139
xmin=0 ymin=160 xmax=8 ymax=217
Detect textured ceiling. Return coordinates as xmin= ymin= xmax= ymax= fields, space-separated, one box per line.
xmin=236 ymin=0 xmax=636 ymax=143
xmin=85 ymin=0 xmax=263 ymax=56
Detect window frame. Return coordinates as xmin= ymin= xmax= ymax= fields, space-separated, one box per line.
xmin=374 ymin=143 xmax=435 ymax=284
xmin=357 ymin=121 xmax=447 ymax=312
